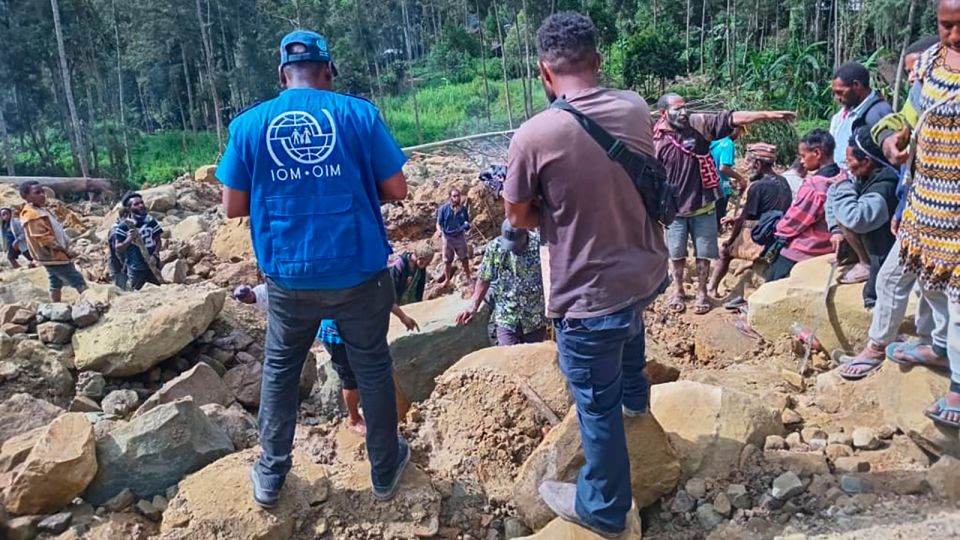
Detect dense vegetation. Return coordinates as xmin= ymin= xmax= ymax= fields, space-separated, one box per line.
xmin=0 ymin=0 xmax=938 ymax=187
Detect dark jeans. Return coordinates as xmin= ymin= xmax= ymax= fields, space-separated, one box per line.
xmin=716 ymin=196 xmax=729 ymax=228
xmin=45 ymin=262 xmax=87 ymax=292
xmin=127 ymin=268 xmax=160 ymax=290
xmin=258 ymin=269 xmax=397 ymax=489
xmin=764 ymin=254 xmax=798 ymax=282
xmin=495 ymin=323 xmax=546 ymax=346
xmin=552 ymin=281 xmax=665 ymax=534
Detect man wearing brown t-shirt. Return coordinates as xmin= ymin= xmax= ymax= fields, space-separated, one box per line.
xmin=503 ymin=12 xmax=667 ymax=537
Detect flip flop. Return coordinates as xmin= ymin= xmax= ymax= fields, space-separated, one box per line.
xmin=723 ymin=296 xmax=747 ymax=311
xmin=667 ymin=294 xmax=686 ymax=314
xmin=838 ymin=264 xmax=870 ymax=284
xmin=838 ymin=358 xmax=883 ymax=381
xmin=924 ymin=398 xmax=960 ymax=429
xmin=885 ymin=342 xmax=949 ymax=370
xmin=693 ymin=298 xmax=712 ymax=315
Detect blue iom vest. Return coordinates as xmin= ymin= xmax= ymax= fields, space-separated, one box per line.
xmin=217 ymin=88 xmax=407 ymax=289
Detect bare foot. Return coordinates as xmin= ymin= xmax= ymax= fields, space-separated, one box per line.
xmin=348 ymin=417 xmax=367 ymax=436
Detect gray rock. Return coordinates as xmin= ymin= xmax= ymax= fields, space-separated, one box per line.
xmin=134 ymin=362 xmax=233 ymax=418
xmin=0 ymin=330 xmax=13 ymax=358
xmin=200 ymin=403 xmax=258 ymax=450
xmin=38 ymin=303 xmax=72 ymax=323
xmin=213 ymin=330 xmax=255 ymax=352
xmin=800 ymin=427 xmax=827 ymax=443
xmin=135 ymin=499 xmax=162 ymax=521
xmin=696 ymin=503 xmax=726 ymax=530
xmin=37 ymin=322 xmax=74 ymax=345
xmin=726 ymin=484 xmax=752 ymax=509
xmin=76 ymin=371 xmax=106 ymax=399
xmin=784 ymin=432 xmax=803 ymax=449
xmin=225 ymin=353 xmax=316 ymax=407
xmin=160 ymin=260 xmax=187 ymax=284
xmin=101 ymin=390 xmax=140 ymax=417
xmin=877 ymin=425 xmax=898 ymax=440
xmin=102 ymin=487 xmax=136 ymax=512
xmin=6 ymin=515 xmax=40 ymax=540
xmin=670 ymin=490 xmax=696 ymax=513
xmin=0 ymin=393 xmax=64 ymax=446
xmin=37 ymin=512 xmax=73 ymax=534
xmin=764 ymin=435 xmax=786 ymax=451
xmin=83 ymin=398 xmax=233 ymax=505
xmin=712 ymin=492 xmax=733 ymax=517
xmin=235 ymin=351 xmax=256 ymax=364
xmin=771 ymin=471 xmax=805 ymax=500
xmin=834 ymin=457 xmax=871 ymax=474
xmin=151 ymin=494 xmax=168 ymax=512
xmin=827 ymin=432 xmax=853 ymax=447
xmin=685 ymin=477 xmax=708 ymax=499
xmin=781 ymin=408 xmax=803 ymax=425
xmin=852 ymin=427 xmax=880 ymax=450
xmin=840 ymin=474 xmax=871 ymax=494
xmin=503 ymin=517 xmax=531 ymax=539
xmin=71 ymin=301 xmax=100 ymax=328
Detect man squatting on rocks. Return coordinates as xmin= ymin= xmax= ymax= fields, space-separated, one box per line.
xmin=216 ymin=30 xmax=411 ymax=507
xmin=655 ymin=93 xmax=794 ymax=315
xmin=234 ymin=243 xmax=431 ymax=435
xmin=109 ymin=192 xmax=164 ymax=290
xmin=456 ymin=219 xmax=546 ymax=346
xmin=504 ymin=12 xmax=668 ymax=537
xmin=436 ymin=188 xmax=473 ymax=284
xmin=18 ymin=180 xmax=87 ymax=302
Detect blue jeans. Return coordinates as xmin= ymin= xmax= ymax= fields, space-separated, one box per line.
xmin=552 ymin=281 xmax=665 ymax=534
xmin=258 ymin=269 xmax=398 ymax=489
xmin=45 ymin=262 xmax=87 ymax=292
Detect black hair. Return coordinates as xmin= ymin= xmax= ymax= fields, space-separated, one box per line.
xmin=906 ymin=36 xmax=940 ymax=56
xmin=848 ymin=126 xmax=892 ymax=169
xmin=833 ymin=62 xmax=871 ymax=88
xmin=800 ymin=128 xmax=836 ymax=156
xmin=121 ymin=191 xmax=143 ymax=209
xmin=19 ymin=180 xmax=40 ymax=198
xmin=657 ymin=93 xmax=682 ymax=110
xmin=536 ymin=11 xmax=598 ymax=74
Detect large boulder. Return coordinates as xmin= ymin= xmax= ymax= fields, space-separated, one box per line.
xmin=223 ymin=353 xmax=316 ymax=408
xmin=388 ymin=295 xmax=491 ymax=403
xmin=2 ymin=413 xmax=97 ymax=515
xmin=0 ymin=428 xmax=43 ymax=474
xmin=199 ymin=404 xmax=258 ymax=450
xmin=84 ymin=398 xmax=234 ymax=505
xmin=134 ymin=363 xmax=233 ymax=418
xmin=211 ymin=218 xmax=255 ymax=262
xmin=0 ymin=394 xmax=64 ymax=446
xmin=139 ymin=185 xmax=178 ymax=213
xmin=748 ymin=255 xmax=916 ymax=353
xmin=0 ymin=340 xmax=74 ymax=407
xmin=650 ymin=381 xmax=783 ymax=480
xmin=159 ymin=449 xmax=328 ymax=540
xmin=72 ymin=284 xmax=225 ymax=377
xmin=514 ymin=407 xmax=679 ymax=530
xmin=170 ymin=216 xmax=210 ymax=244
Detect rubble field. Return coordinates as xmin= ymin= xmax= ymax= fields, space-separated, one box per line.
xmin=0 ymin=158 xmax=959 ymax=539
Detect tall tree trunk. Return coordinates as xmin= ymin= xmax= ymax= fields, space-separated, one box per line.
xmin=513 ymin=11 xmax=531 ymax=119
xmin=196 ymin=0 xmax=224 ymax=149
xmin=893 ymin=0 xmax=918 ymax=110
xmin=112 ymin=0 xmax=132 ymax=179
xmin=700 ymin=0 xmax=708 ymax=74
xmin=0 ymin=100 xmax=14 ymax=176
xmin=50 ymin=0 xmax=89 ymax=177
xmin=491 ymin=0 xmax=514 ymax=129
xmin=84 ymin=81 xmax=100 ymax=176
xmin=476 ymin=0 xmax=492 ymax=124
xmin=685 ymin=0 xmax=692 ymax=72
xmin=400 ymin=0 xmax=414 ymax=61
xmin=520 ymin=0 xmax=535 ymax=114
xmin=181 ymin=46 xmax=198 ymax=133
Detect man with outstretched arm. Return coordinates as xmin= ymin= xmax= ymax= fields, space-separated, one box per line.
xmin=216 ymin=30 xmax=410 ymax=508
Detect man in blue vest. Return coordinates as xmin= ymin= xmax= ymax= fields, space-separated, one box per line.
xmin=216 ymin=30 xmax=410 ymax=507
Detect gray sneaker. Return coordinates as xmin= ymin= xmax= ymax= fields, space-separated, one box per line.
xmin=622 ymin=404 xmax=647 ymax=417
xmin=250 ymin=467 xmax=280 ymax=509
xmin=538 ymin=480 xmax=624 ymax=538
xmin=372 ymin=437 xmax=411 ymax=502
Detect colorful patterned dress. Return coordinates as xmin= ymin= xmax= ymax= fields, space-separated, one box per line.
xmin=897 ymin=45 xmax=960 ymax=302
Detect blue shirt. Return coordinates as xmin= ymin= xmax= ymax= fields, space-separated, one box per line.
xmin=437 ymin=202 xmax=470 ymax=237
xmin=216 ymin=89 xmax=407 ymax=289
xmin=318 ymin=319 xmax=342 ymax=344
xmin=710 ymin=137 xmax=736 ymax=197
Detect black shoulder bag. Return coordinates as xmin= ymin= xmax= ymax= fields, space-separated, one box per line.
xmin=551 ymin=98 xmax=677 ymax=226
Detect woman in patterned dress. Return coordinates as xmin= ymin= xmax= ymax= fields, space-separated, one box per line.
xmin=877 ymin=0 xmax=960 ymax=427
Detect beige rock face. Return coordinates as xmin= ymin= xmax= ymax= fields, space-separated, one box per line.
xmin=0 ymin=428 xmax=44 ymax=474
xmin=139 ymin=185 xmax=178 ymax=213
xmin=513 ymin=407 xmax=679 ymax=530
xmin=193 ymin=165 xmax=218 ymax=184
xmin=650 ymin=380 xmax=783 ymax=480
xmin=517 ymin=501 xmax=642 ymax=539
xmin=0 ymin=394 xmax=64 ymax=446
xmin=170 ymin=216 xmax=210 ymax=243
xmin=72 ymin=284 xmax=225 ymax=377
xmin=748 ymin=255 xmax=916 ymax=352
xmin=3 ymin=413 xmax=97 ymax=515
xmin=134 ymin=363 xmax=234 ymax=418
xmin=211 ymin=218 xmax=255 ymax=262
xmin=159 ymin=449 xmax=329 ymax=540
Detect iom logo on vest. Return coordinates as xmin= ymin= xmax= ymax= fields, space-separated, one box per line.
xmin=266 ymin=110 xmax=342 ymax=181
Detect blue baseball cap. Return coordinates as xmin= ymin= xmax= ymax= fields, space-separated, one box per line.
xmin=280 ymin=30 xmax=338 ymax=75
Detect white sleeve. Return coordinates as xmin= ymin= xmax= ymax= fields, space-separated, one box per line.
xmin=253 ymin=284 xmax=269 ymax=312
